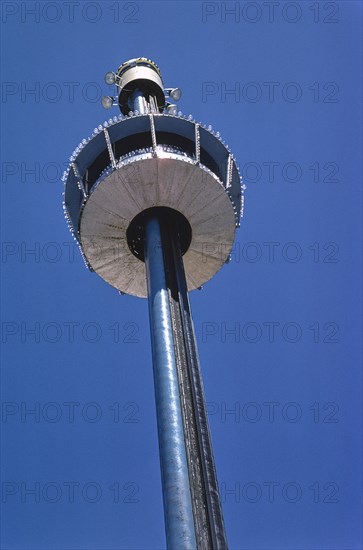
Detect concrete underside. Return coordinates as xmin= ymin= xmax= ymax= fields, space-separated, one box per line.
xmin=80 ymin=152 xmax=236 ymax=297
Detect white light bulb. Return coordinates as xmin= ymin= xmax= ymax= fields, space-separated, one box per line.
xmin=104 ymin=71 xmax=116 ymax=85
xmin=101 ymin=96 xmax=114 ymax=109
xmin=169 ymin=88 xmax=182 ymax=101
xmin=167 ymin=104 xmax=177 ymax=115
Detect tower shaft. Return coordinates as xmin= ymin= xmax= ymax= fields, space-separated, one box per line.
xmin=145 ymin=213 xmax=228 ymax=549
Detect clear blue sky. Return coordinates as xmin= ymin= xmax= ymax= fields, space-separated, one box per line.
xmin=1 ymin=1 xmax=362 ymax=549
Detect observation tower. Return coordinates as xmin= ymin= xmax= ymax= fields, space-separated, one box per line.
xmin=62 ymin=57 xmax=243 ymax=549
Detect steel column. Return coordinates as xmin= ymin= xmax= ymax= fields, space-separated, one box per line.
xmin=144 ymin=216 xmax=197 ymax=550
xmin=145 ymin=211 xmax=228 ymax=550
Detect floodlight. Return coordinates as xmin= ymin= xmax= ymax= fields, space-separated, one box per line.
xmin=101 ymin=96 xmax=114 ymax=109
xmin=104 ymin=71 xmax=116 ymax=85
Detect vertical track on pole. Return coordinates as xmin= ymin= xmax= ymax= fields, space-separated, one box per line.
xmin=159 ymin=213 xmax=228 ymax=550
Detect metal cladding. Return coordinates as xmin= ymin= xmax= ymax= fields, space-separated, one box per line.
xmin=63 ymin=113 xmax=243 ymax=298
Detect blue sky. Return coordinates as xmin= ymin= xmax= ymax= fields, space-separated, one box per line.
xmin=1 ymin=1 xmax=362 ymax=549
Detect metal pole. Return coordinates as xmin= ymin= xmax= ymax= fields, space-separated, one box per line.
xmin=146 ymin=212 xmax=228 ymax=549
xmin=144 ymin=216 xmax=197 ymax=550
xmin=133 ymin=90 xmax=147 ymax=114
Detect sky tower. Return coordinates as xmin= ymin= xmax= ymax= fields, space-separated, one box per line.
xmin=62 ymin=58 xmax=243 ymax=549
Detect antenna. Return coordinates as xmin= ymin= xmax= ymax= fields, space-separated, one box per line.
xmin=62 ymin=57 xmax=244 ymax=549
